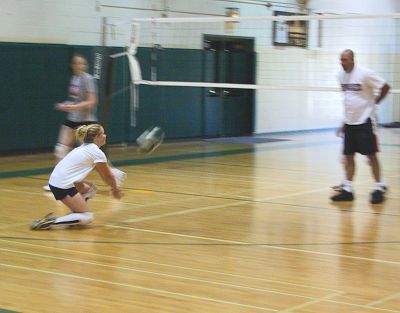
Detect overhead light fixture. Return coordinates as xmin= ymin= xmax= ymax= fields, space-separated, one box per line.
xmin=226 ymin=7 xmax=240 ymax=18
xmin=225 ymin=7 xmax=240 ymax=33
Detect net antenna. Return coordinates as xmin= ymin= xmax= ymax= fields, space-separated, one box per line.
xmin=110 ymin=23 xmax=142 ymax=127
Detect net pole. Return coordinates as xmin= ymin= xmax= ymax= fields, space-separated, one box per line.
xmin=94 ymin=46 xmax=114 ymax=155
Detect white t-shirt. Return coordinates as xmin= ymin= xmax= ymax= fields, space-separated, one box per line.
xmin=49 ymin=143 xmax=107 ymax=189
xmin=338 ymin=65 xmax=386 ymax=125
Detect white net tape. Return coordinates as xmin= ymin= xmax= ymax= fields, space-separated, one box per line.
xmin=108 ymin=13 xmax=400 ymax=24
xmin=107 ymin=13 xmax=400 ymax=94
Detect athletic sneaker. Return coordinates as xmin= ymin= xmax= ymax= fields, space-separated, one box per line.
xmin=82 ymin=184 xmax=97 ymax=201
xmin=331 ymin=184 xmax=344 ymax=192
xmin=371 ymin=189 xmax=385 ymax=204
xmin=30 ymin=212 xmax=56 ymax=230
xmin=330 ymin=189 xmax=354 ymax=202
xmin=42 ymin=185 xmax=51 ymax=191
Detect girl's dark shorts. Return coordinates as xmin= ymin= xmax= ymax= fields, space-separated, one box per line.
xmin=49 ymin=184 xmax=79 ymax=200
xmin=63 ymin=120 xmax=97 ymax=129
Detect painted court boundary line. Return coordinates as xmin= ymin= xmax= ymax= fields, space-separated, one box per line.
xmin=0 ymin=239 xmax=342 ymax=292
xmin=0 ymin=187 xmax=201 ymax=213
xmin=280 ymin=292 xmax=344 ymax=312
xmin=106 ymin=225 xmax=400 ymax=266
xmin=367 ymin=292 xmax=400 ymax=307
xmin=0 ymin=140 xmax=340 ymax=180
xmin=0 ymin=248 xmax=330 ymax=302
xmin=0 ymin=256 xmax=396 ymax=312
xmin=1 ymin=137 xmax=398 ymax=181
xmin=0 ymin=309 xmax=19 ymax=313
xmin=0 ymin=262 xmax=278 ymax=312
xmin=123 ymin=200 xmax=248 ymax=223
xmin=1 ymin=246 xmax=398 ymax=312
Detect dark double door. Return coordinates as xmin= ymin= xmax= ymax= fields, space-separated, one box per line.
xmin=203 ymin=35 xmax=255 ymax=137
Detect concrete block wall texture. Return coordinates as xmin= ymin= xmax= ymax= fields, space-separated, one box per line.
xmin=0 ymin=0 xmax=398 ymax=141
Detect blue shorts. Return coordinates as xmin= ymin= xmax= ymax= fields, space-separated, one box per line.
xmin=49 ymin=184 xmax=79 ymax=200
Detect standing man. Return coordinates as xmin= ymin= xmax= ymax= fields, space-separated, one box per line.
xmin=331 ymin=49 xmax=390 ymax=204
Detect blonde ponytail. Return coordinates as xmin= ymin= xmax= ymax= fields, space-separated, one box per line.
xmin=76 ymin=124 xmax=102 ymax=143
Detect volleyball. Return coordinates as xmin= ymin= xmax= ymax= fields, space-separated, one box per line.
xmin=136 ymin=126 xmax=165 ymax=153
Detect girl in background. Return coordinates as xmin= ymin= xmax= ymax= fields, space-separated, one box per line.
xmin=43 ymin=54 xmax=98 ymax=191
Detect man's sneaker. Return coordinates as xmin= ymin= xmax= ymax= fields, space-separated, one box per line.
xmin=331 ymin=184 xmax=344 ymax=192
xmin=31 ymin=213 xmax=56 ymax=230
xmin=42 ymin=185 xmax=51 ymax=191
xmin=371 ymin=189 xmax=385 ymax=204
xmin=82 ymin=183 xmax=97 ymax=201
xmin=330 ymin=189 xmax=354 ymax=202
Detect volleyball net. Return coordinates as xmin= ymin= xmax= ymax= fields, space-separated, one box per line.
xmin=103 ymin=13 xmax=400 ymax=132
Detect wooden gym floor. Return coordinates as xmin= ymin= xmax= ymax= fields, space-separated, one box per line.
xmin=0 ymin=129 xmax=399 ymax=313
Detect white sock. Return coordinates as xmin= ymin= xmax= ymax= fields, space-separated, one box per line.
xmin=54 ymin=212 xmax=94 ymax=226
xmin=375 ymin=181 xmax=387 ymax=191
xmin=342 ymin=180 xmax=353 ymax=193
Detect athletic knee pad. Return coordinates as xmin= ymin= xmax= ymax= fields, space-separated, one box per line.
xmin=54 ymin=143 xmax=71 ymax=159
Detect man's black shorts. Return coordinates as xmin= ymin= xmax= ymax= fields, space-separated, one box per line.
xmin=344 ymin=118 xmax=378 ymax=155
xmin=49 ymin=184 xmax=79 ymax=200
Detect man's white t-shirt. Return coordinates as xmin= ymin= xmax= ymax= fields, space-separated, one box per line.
xmin=49 ymin=143 xmax=107 ymax=189
xmin=338 ymin=65 xmax=386 ymax=125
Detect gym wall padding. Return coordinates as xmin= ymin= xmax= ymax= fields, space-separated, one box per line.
xmin=0 ymin=43 xmax=69 ymax=152
xmin=0 ymin=43 xmax=205 ymax=153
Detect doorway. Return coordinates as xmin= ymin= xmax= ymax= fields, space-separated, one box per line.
xmin=203 ymin=35 xmax=255 ymax=137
